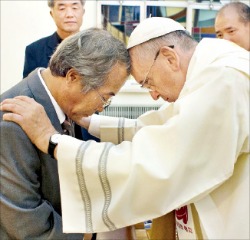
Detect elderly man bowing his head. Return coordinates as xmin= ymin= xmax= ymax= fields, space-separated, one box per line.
xmin=0 ymin=28 xmax=130 ymax=240
xmin=1 ymin=18 xmax=249 ymax=240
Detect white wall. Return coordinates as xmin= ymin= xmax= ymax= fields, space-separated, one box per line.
xmin=0 ymin=0 xmax=97 ymax=94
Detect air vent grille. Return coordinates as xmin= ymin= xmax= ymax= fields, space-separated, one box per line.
xmin=99 ymin=106 xmax=160 ymax=119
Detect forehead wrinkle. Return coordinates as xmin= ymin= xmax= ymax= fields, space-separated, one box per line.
xmin=55 ymin=1 xmax=81 ymax=6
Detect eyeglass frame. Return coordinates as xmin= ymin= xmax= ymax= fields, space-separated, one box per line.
xmin=95 ymin=89 xmax=112 ymax=109
xmin=140 ymin=45 xmax=174 ymax=90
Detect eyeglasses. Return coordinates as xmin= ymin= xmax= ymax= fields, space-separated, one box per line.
xmin=95 ymin=89 xmax=112 ymax=109
xmin=141 ymin=45 xmax=174 ymax=91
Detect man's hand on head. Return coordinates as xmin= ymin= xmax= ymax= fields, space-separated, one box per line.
xmin=0 ymin=96 xmax=57 ymax=154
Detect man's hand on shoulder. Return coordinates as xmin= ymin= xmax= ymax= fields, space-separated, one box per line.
xmin=0 ymin=96 xmax=56 ymax=154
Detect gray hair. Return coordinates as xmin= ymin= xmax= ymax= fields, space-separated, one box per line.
xmin=133 ymin=30 xmax=197 ymax=57
xmin=49 ymin=28 xmax=131 ymax=92
xmin=48 ymin=0 xmax=86 ymax=8
xmin=217 ymin=2 xmax=250 ymax=24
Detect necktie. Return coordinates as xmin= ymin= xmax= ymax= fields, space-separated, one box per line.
xmin=62 ymin=116 xmax=75 ymax=137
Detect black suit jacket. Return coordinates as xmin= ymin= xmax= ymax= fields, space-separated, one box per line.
xmin=23 ymin=32 xmax=99 ymax=142
xmin=23 ymin=32 xmax=59 ymax=78
xmin=0 ymin=70 xmax=84 ymax=239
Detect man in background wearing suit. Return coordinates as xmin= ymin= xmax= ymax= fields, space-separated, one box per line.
xmin=23 ymin=0 xmax=98 ymax=142
xmin=23 ymin=0 xmax=85 ymax=78
xmin=0 ymin=29 xmax=130 ymax=240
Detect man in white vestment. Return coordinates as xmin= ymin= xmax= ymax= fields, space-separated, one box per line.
xmin=1 ymin=17 xmax=249 ymax=239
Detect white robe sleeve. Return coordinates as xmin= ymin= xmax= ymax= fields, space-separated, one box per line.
xmin=88 ymin=114 xmax=139 ymax=143
xmin=88 ymin=104 xmax=172 ymax=143
xmin=57 ymin=59 xmax=249 ymax=235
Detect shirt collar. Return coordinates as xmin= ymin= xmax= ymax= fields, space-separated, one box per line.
xmin=38 ymin=68 xmax=66 ymax=124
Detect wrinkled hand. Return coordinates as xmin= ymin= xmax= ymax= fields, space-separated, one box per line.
xmin=0 ymin=96 xmax=57 ymax=153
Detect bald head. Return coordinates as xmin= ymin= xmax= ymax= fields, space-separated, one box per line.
xmin=215 ymin=2 xmax=250 ymax=51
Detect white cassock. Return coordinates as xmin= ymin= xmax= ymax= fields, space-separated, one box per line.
xmin=57 ymin=39 xmax=249 ymax=239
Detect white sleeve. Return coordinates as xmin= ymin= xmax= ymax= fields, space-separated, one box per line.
xmin=89 ymin=114 xmax=139 ymax=143
xmin=89 ymin=102 xmax=173 ymax=144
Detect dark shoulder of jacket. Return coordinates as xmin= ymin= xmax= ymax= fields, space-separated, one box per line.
xmin=26 ymin=32 xmax=57 ymax=49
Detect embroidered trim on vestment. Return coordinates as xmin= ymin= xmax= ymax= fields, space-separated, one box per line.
xmin=98 ymin=142 xmax=117 ymax=231
xmin=76 ymin=141 xmax=93 ymax=232
xmin=118 ymin=117 xmax=125 ymax=143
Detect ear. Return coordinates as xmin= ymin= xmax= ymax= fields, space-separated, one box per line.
xmin=65 ymin=68 xmax=81 ymax=84
xmin=50 ymin=10 xmax=53 ymax=18
xmin=160 ymin=46 xmax=180 ymax=71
